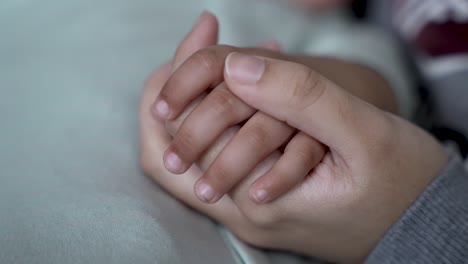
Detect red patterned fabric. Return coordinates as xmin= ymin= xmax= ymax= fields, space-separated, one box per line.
xmin=392 ymin=0 xmax=468 ymax=57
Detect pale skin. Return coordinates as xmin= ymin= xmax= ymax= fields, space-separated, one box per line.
xmin=140 ymin=12 xmax=448 ymax=263
xmin=151 ymin=12 xmax=398 ymax=205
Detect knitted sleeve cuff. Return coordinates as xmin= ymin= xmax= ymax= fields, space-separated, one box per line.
xmin=366 ymin=155 xmax=468 ymax=263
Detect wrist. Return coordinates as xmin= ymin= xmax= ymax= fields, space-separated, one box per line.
xmin=366 ymin=154 xmax=468 ymax=263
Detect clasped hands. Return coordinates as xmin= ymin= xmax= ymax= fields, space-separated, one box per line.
xmin=140 ymin=12 xmax=447 ymax=263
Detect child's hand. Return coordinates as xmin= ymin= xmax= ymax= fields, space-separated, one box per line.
xmin=140 ymin=44 xmax=449 ymax=263
xmin=150 ymin=11 xmax=398 ymax=205
xmin=152 ymin=12 xmax=326 ymax=204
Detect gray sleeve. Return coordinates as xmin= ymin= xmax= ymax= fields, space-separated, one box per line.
xmin=366 ymin=156 xmax=468 ymax=264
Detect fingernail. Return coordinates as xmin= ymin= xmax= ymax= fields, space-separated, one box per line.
xmin=225 ymin=52 xmax=265 ymax=84
xmin=165 ymin=152 xmax=183 ymax=173
xmin=253 ymin=189 xmax=268 ymax=204
xmin=196 ymin=182 xmax=216 ymax=203
xmin=152 ymin=99 xmax=169 ymax=119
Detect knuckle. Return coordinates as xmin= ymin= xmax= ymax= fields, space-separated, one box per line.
xmin=208 ymin=88 xmax=239 ymax=118
xmin=285 ymin=142 xmax=318 ymax=161
xmin=168 ymin=95 xmax=206 ymax=136
xmin=207 ymin=160 xmax=235 ymax=190
xmin=244 ymin=124 xmax=270 ymax=148
xmin=173 ymin=127 xmax=199 ymax=158
xmin=287 ymin=138 xmax=321 ymax=162
xmin=199 ymin=127 xmax=238 ymax=169
xmin=306 ymin=139 xmax=326 ymax=157
xmin=165 ymin=108 xmax=192 ymax=136
xmin=192 ymin=48 xmax=220 ymax=74
xmin=288 ymin=68 xmax=327 ymax=111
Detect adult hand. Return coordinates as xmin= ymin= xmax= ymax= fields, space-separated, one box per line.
xmin=217 ymin=52 xmax=448 ymax=262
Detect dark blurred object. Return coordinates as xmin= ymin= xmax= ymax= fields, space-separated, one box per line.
xmin=367 ymin=0 xmax=468 ymax=155
xmin=416 ymin=21 xmax=468 ymax=57
xmin=391 ymin=1 xmax=468 ymax=57
xmin=351 ymin=0 xmax=368 ymax=19
xmin=431 ymin=126 xmax=468 ymax=158
xmin=427 ymin=68 xmax=468 ymax=157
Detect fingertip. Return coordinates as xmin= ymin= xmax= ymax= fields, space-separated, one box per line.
xmin=250 ymin=187 xmax=269 ymax=204
xmin=172 ymin=10 xmax=219 ymax=72
xmin=195 ymin=180 xmax=220 ymax=204
xmin=152 ymin=99 xmax=170 ymax=120
xmin=163 ymin=149 xmax=189 ymax=174
xmin=191 ymin=11 xmax=219 ymax=42
xmin=193 ymin=11 xmax=208 ymax=29
xmin=199 ymin=10 xmax=218 ymax=29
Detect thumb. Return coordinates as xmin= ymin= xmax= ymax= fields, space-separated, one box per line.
xmin=224 ymin=52 xmax=383 ymax=154
xmin=172 ymin=11 xmax=219 ymax=72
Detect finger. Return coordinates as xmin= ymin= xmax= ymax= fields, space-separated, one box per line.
xmin=151 ymin=11 xmax=218 ymax=121
xmin=163 ymin=40 xmax=279 ymax=160
xmin=249 ymin=132 xmax=327 ymax=204
xmin=197 ymin=127 xmax=239 ymax=171
xmin=164 ymin=83 xmax=255 ymax=174
xmin=146 ymin=144 xmax=243 ymax=228
xmin=164 ymin=94 xmax=242 ymax=173
xmin=142 ymin=148 xmax=242 ymax=226
xmin=165 ymin=10 xmax=218 ymax=133
xmin=193 ymin=112 xmax=295 ymax=203
xmin=172 ymin=11 xmax=219 ymax=72
xmin=164 ymin=39 xmax=277 ymax=135
xmin=224 ymin=52 xmax=383 ymax=156
xmin=153 ymin=45 xmax=235 ymax=120
xmin=164 ymin=94 xmax=206 ymax=137
xmin=164 ymin=40 xmax=280 ymax=170
xmin=140 ymin=62 xmax=173 ymax=168
xmin=153 ymin=46 xmax=286 ymax=121
xmin=140 ymin=64 xmax=242 ymax=227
